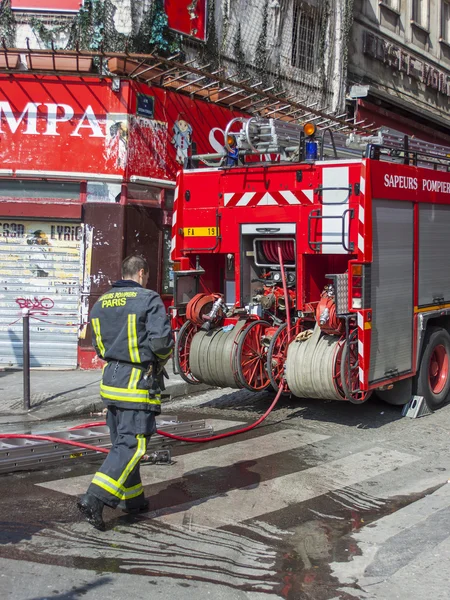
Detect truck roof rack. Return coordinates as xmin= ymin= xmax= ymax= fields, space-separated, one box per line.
xmin=190 ymin=117 xmax=450 ymax=170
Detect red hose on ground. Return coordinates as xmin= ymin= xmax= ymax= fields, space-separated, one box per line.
xmin=69 ymin=422 xmax=106 ymax=430
xmin=0 ymin=434 xmax=109 ymax=454
xmin=0 ymin=385 xmax=285 ymax=452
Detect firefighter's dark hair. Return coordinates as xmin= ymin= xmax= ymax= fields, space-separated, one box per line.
xmin=121 ymin=255 xmax=149 ymax=278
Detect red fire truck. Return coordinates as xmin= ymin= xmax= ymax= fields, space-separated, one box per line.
xmin=170 ymin=116 xmax=450 ymax=409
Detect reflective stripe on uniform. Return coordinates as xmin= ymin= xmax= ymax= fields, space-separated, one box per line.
xmin=101 ymin=383 xmax=148 ymax=397
xmin=100 ymin=383 xmax=161 ymax=406
xmin=119 ymin=434 xmax=146 ymax=485
xmin=128 ymin=367 xmax=141 ymax=389
xmin=128 ymin=314 xmax=141 ymax=363
xmin=91 ymin=318 xmax=106 ymax=357
xmin=91 ymin=474 xmax=144 ymax=500
xmin=91 ymin=435 xmax=147 ymax=500
xmin=155 ymin=351 xmax=172 ymax=360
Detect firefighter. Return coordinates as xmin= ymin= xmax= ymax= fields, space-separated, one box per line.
xmin=77 ymin=255 xmax=174 ymax=531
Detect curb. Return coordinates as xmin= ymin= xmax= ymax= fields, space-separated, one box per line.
xmin=165 ymin=381 xmax=212 ymax=402
xmin=0 ymin=380 xmax=213 ymax=424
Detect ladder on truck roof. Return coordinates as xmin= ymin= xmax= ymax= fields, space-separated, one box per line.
xmin=191 ymin=116 xmax=450 ymax=170
xmin=0 ymin=418 xmax=214 ymax=474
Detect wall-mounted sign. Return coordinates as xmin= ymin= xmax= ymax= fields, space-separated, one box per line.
xmin=136 ymin=94 xmax=154 ymax=119
xmin=11 ymin=0 xmax=82 ymax=11
xmin=0 ymin=76 xmax=128 ymax=176
xmin=349 ymin=85 xmax=369 ymax=99
xmin=363 ymin=30 xmax=450 ymax=97
xmin=165 ymin=0 xmax=207 ymax=42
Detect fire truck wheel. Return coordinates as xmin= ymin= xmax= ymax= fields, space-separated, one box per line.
xmin=340 ymin=330 xmax=372 ymax=404
xmin=267 ymin=323 xmax=290 ymax=395
xmin=174 ymin=321 xmax=202 ymax=385
xmin=236 ymin=320 xmax=272 ymax=391
xmin=416 ymin=326 xmax=450 ymax=409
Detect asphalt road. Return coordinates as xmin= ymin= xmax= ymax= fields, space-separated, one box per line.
xmin=0 ymin=387 xmax=449 ymax=600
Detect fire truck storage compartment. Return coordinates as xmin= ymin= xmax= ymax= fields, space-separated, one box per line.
xmin=173 ymin=271 xmax=202 ymax=313
xmin=240 ymin=223 xmax=296 ymax=306
xmin=418 ymin=204 xmax=450 ymax=306
xmin=303 ymin=254 xmax=352 ymax=307
xmin=369 ymin=200 xmax=414 ymax=383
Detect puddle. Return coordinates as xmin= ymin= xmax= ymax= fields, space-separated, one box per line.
xmin=263 ymin=483 xmax=444 ymax=599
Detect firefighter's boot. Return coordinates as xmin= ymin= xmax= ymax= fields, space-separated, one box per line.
xmin=77 ymin=493 xmax=106 ymax=531
xmin=121 ymin=498 xmax=150 ymax=514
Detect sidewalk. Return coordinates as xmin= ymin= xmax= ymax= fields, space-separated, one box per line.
xmin=0 ymin=363 xmax=211 ymax=424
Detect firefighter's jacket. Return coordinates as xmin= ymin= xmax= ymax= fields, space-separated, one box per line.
xmin=90 ymin=280 xmax=174 ymax=412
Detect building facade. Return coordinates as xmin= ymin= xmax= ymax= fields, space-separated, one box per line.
xmin=349 ymin=0 xmax=450 ymax=143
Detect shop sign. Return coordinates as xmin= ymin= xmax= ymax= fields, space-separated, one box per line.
xmin=1 ymin=220 xmax=82 ymax=240
xmin=11 ymin=0 xmax=82 ymax=11
xmin=0 ymin=77 xmax=128 ymax=176
xmin=165 ymin=0 xmax=207 ymax=41
xmin=363 ymin=30 xmax=450 ymax=97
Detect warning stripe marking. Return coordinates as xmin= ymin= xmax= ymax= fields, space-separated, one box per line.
xmin=224 ymin=190 xmax=310 ymax=207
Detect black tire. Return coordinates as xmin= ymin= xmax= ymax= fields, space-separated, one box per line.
xmin=415 ymin=326 xmax=450 ymax=410
xmin=375 ymin=377 xmax=412 ymax=406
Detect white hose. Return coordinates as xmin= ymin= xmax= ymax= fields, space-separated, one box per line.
xmin=190 ymin=321 xmax=248 ymax=387
xmin=285 ymin=325 xmax=345 ymax=400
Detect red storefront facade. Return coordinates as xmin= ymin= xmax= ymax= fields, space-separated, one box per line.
xmin=0 ymin=73 xmax=240 ymax=369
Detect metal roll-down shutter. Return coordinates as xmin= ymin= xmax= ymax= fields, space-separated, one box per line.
xmin=0 ymin=219 xmax=83 ymax=368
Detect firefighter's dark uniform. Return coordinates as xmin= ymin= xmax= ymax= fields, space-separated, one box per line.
xmin=88 ymin=280 xmax=173 ymax=511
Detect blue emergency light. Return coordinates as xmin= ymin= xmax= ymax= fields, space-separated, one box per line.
xmin=304 ymin=122 xmax=318 ymax=161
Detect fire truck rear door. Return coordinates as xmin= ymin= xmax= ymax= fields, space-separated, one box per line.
xmin=418 ymin=204 xmax=450 ymax=306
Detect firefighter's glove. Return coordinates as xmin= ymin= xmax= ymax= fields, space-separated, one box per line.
xmin=155 ymin=354 xmax=171 ymax=375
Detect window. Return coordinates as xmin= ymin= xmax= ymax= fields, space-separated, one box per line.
xmin=0 ymin=180 xmax=80 ymax=201
xmin=126 ymin=183 xmax=162 ymax=206
xmin=291 ymin=2 xmax=320 ymax=72
xmin=87 ymin=182 xmax=121 ymax=203
xmin=161 ymin=228 xmax=174 ymax=296
xmin=442 ymin=0 xmax=450 ymax=41
xmin=381 ymin=0 xmax=400 ymax=10
xmin=412 ymin=0 xmax=429 ymax=28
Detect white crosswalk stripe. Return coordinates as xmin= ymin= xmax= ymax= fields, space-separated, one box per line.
xmin=154 ymin=447 xmax=419 ymax=529
xmin=38 ymin=425 xmax=329 ymax=496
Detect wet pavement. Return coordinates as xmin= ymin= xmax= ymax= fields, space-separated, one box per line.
xmin=0 ymin=388 xmax=449 ymax=599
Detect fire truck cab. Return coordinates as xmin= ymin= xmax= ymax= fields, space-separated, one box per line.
xmin=170 ymin=116 xmax=450 ymax=410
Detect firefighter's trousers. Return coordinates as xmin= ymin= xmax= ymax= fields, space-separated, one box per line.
xmin=88 ymin=405 xmax=156 ymax=510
